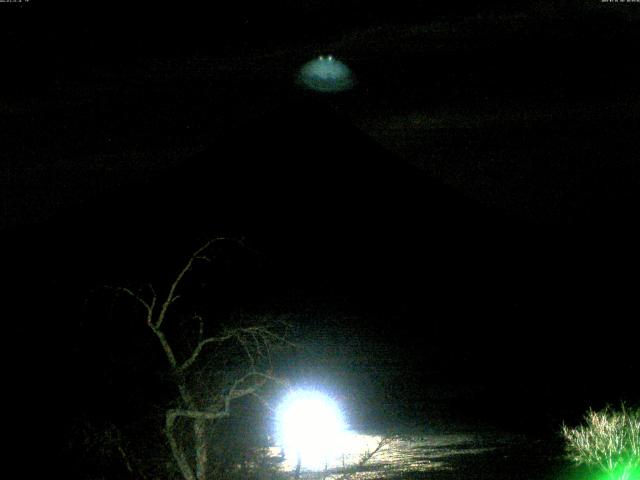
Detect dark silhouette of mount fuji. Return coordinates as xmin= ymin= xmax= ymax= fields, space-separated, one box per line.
xmin=5 ymin=91 xmax=526 ymax=283
xmin=6 ymin=90 xmax=635 ymax=335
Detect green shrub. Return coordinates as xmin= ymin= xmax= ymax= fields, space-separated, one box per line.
xmin=562 ymin=405 xmax=640 ymax=480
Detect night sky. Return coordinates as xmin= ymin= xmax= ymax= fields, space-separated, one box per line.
xmin=2 ymin=1 xmax=639 ymax=478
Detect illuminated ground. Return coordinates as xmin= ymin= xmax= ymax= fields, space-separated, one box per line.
xmin=270 ymin=429 xmax=571 ymax=479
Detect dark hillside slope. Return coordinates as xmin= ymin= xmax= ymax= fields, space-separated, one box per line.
xmin=5 ymin=89 xmax=636 ymax=352
xmin=4 ymin=91 xmax=529 ymax=290
xmin=3 ymin=91 xmax=637 ymax=462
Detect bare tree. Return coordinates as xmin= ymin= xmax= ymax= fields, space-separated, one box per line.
xmin=113 ymin=239 xmax=292 ymax=480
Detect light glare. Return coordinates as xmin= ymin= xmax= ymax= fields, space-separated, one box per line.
xmin=276 ymin=389 xmax=348 ymax=470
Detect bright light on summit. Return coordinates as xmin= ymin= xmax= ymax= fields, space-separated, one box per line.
xmin=275 ymin=389 xmax=348 ymax=471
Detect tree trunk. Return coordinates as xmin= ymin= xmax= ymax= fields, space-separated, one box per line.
xmin=194 ymin=418 xmax=208 ymax=480
xmin=166 ymin=412 xmax=196 ymax=480
xmin=295 ymin=453 xmax=301 ymax=480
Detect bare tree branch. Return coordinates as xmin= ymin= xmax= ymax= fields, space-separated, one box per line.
xmin=149 ymin=324 xmax=180 ymax=370
xmin=109 ymin=286 xmax=156 ymax=325
xmin=155 ymin=240 xmax=215 ymax=329
xmin=112 ymin=238 xmax=293 ymax=480
xmin=178 ymin=333 xmax=234 ymax=373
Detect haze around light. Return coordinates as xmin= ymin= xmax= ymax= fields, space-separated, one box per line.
xmin=275 ymin=389 xmax=349 ymax=471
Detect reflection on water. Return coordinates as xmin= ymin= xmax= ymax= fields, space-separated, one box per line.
xmin=269 ymin=430 xmax=510 ymax=479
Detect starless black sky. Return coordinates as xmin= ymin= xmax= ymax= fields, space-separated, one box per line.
xmin=2 ymin=0 xmax=639 ymax=450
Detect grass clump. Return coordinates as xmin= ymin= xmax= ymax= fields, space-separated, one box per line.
xmin=562 ymin=404 xmax=640 ymax=480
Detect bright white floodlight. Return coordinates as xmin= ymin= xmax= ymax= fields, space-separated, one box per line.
xmin=275 ymin=389 xmax=348 ymax=471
